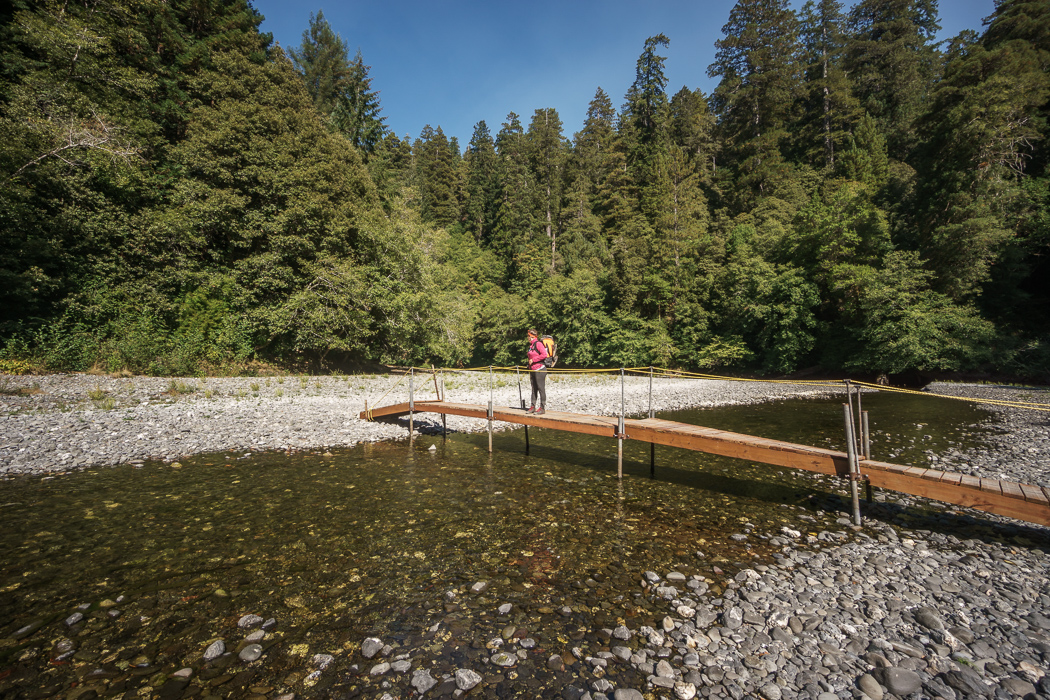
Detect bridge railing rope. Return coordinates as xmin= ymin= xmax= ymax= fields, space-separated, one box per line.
xmin=362 ymin=364 xmax=1050 ymax=426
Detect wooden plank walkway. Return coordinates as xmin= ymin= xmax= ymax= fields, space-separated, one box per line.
xmin=362 ymin=400 xmax=1050 ymax=527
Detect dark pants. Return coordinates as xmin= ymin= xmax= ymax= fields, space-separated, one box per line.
xmin=530 ymin=369 xmax=546 ymax=408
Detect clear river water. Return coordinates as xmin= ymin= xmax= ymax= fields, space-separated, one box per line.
xmin=0 ymin=392 xmax=992 ymax=698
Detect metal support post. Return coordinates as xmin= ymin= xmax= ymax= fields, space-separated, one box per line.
xmin=862 ymin=410 xmax=871 ymax=460
xmin=488 ymin=366 xmax=494 ymax=453
xmin=408 ymin=368 xmax=414 ymax=438
xmin=522 ymin=399 xmax=530 ymax=454
xmin=843 ymin=403 xmax=862 ymax=525
xmin=649 ymin=366 xmax=655 ymax=478
xmin=618 ymin=368 xmax=625 ymax=480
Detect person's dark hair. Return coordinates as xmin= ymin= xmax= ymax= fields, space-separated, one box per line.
xmin=527 ymin=328 xmax=538 ymax=337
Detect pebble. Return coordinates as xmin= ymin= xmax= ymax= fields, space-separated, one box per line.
xmin=203 ymin=640 xmax=225 ymax=661
xmin=410 ymin=669 xmax=436 ymax=693
xmin=237 ymin=614 xmax=263 ymax=629
xmin=361 ymin=637 xmax=383 ymax=659
xmin=455 ymin=668 xmax=482 ymax=691
xmin=490 ymin=652 xmax=516 ymax=667
xmin=238 ymin=644 xmax=262 ymax=662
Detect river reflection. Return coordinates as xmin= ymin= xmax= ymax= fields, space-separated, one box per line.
xmin=0 ymin=392 xmax=992 ymax=698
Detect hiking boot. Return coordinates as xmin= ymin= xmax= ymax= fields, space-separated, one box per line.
xmin=526 ymin=406 xmax=535 ymax=414
xmin=535 ymin=407 xmax=545 ymax=415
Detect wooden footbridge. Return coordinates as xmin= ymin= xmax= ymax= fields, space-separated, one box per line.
xmin=361 ymin=399 xmax=1050 ymax=528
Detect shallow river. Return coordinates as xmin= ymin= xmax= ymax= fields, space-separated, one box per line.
xmin=0 ymin=393 xmax=991 ymax=698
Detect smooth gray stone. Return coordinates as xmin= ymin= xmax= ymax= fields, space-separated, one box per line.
xmin=238 ymin=644 xmax=263 ymax=662
xmin=1000 ymin=677 xmax=1036 ymax=697
xmin=915 ymin=607 xmax=945 ymax=631
xmin=758 ymin=683 xmax=782 ymax=700
xmin=613 ymin=690 xmax=644 ymax=700
xmin=857 ymin=673 xmax=884 ymax=700
xmin=942 ymin=666 xmax=993 ymax=697
xmin=237 ymin=614 xmax=263 ymax=628
xmin=874 ymin=667 xmax=922 ymax=696
xmin=723 ymin=607 xmax=744 ymax=630
xmin=490 ymin=652 xmax=516 ymax=667
xmin=203 ymin=640 xmax=225 ymax=661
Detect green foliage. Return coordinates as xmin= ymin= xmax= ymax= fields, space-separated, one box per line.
xmin=832 ymin=252 xmax=996 ymax=372
xmin=2 ymin=0 xmax=1050 ymax=379
xmin=694 ymin=336 xmax=755 ymax=369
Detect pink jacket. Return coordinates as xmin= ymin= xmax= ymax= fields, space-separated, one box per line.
xmin=527 ymin=338 xmax=548 ymax=371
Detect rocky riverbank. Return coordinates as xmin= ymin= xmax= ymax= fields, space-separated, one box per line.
xmin=0 ymin=371 xmax=838 ymax=476
xmin=1 ymin=374 xmax=1049 ymax=700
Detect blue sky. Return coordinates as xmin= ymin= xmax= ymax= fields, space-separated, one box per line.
xmin=251 ymin=0 xmax=997 ymax=148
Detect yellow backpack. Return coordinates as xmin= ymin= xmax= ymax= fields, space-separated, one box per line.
xmin=540 ymin=335 xmax=557 ymax=367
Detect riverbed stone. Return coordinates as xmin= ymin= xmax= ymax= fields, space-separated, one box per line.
xmin=411 ymin=669 xmax=436 ymax=693
xmin=673 ymin=681 xmax=696 ymax=699
xmin=203 ymin=640 xmax=225 ymax=661
xmin=238 ymin=644 xmax=262 ymax=662
xmin=491 ymin=652 xmax=516 ymax=667
xmin=455 ymin=668 xmax=482 ymax=690
xmin=361 ymin=638 xmax=383 ymax=659
xmin=237 ymin=614 xmax=263 ymax=629
xmin=914 ymin=607 xmax=945 ymax=631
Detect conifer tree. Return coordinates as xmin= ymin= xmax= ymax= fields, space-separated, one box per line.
xmin=415 ymin=125 xmax=460 ymax=227
xmin=624 ymin=35 xmax=673 ymax=221
xmin=844 ymin=0 xmax=940 ymax=161
xmin=491 ymin=113 xmax=531 ymax=270
xmin=527 ymin=108 xmax=567 ymax=272
xmin=331 ymin=49 xmax=387 ymax=155
xmin=914 ymin=1 xmax=1050 ymax=303
xmin=289 ymin=12 xmax=386 ymax=155
xmin=669 ymin=87 xmax=717 ymax=178
xmin=288 ymin=11 xmax=351 ymax=116
xmin=796 ymin=0 xmax=861 ymax=169
xmin=709 ymin=0 xmax=801 ymax=205
xmin=464 ymin=121 xmax=498 ymax=245
xmin=560 ymin=88 xmax=618 ymax=274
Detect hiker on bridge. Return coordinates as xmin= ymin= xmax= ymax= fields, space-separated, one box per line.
xmin=526 ymin=329 xmax=548 ymax=415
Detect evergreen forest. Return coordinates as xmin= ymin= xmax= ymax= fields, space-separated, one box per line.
xmin=2 ymin=0 xmax=1049 ymax=379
